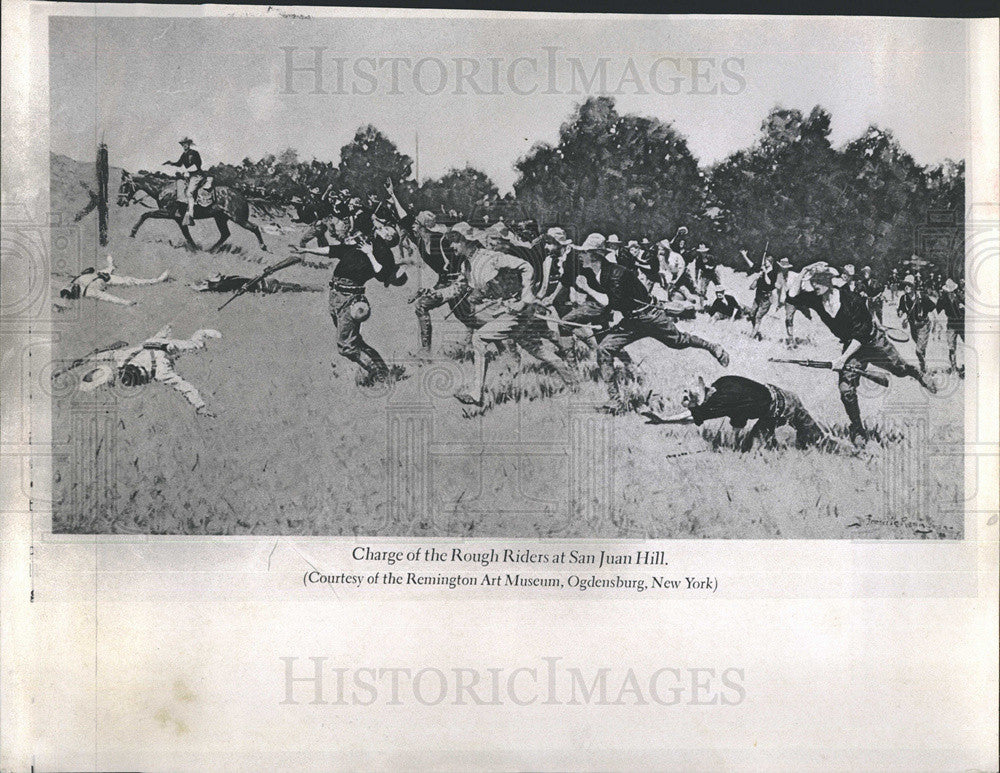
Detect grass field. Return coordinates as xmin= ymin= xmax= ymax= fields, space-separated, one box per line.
xmin=50 ymin=155 xmax=965 ymax=538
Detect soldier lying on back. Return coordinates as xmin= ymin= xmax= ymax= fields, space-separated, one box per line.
xmin=64 ymin=327 xmax=221 ymax=417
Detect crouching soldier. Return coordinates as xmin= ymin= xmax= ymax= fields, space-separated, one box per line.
xmin=643 ymin=375 xmax=850 ymax=453
xmin=897 ymin=273 xmax=937 ymax=372
xmin=705 ymin=285 xmax=744 ymax=320
xmin=790 ymin=264 xmax=935 ymax=444
xmin=66 ymin=327 xmax=221 ymax=416
xmin=572 ymin=238 xmax=729 ymax=411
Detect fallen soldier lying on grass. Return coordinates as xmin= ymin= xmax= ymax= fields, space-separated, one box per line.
xmin=190 ymin=273 xmax=320 ymax=294
xmin=57 ymin=254 xmax=170 ymax=307
xmin=643 ymin=375 xmax=853 ymax=453
xmin=57 ymin=327 xmax=222 ymax=417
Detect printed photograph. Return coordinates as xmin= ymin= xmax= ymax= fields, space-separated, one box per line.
xmin=47 ymin=13 xmax=968 ymax=537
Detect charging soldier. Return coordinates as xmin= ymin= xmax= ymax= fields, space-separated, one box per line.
xmin=936 ymin=278 xmax=965 ymax=374
xmin=572 ymin=239 xmax=730 ymax=410
xmin=897 ymin=273 xmax=936 ymax=373
xmin=298 ymin=217 xmax=407 ymax=383
xmin=790 ymin=265 xmax=936 ymax=444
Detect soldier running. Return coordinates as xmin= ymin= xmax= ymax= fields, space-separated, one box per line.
xmin=571 ymin=239 xmax=729 ymax=410
xmin=897 ymin=273 xmax=937 ymax=372
xmin=749 ymin=253 xmax=791 ymax=340
xmin=936 ymin=277 xmax=965 ymax=374
xmin=68 ymin=327 xmax=221 ymax=416
xmin=384 ymin=180 xmax=470 ymax=355
xmin=297 ymin=217 xmax=407 ymax=384
xmin=447 ymin=223 xmax=577 ymax=407
xmin=789 ymin=264 xmax=936 ymax=444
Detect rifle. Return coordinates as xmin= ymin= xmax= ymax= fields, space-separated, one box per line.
xmin=218 ymin=256 xmax=303 ymax=311
xmin=52 ymin=341 xmax=131 ymax=380
xmin=769 ymin=357 xmax=889 ymax=387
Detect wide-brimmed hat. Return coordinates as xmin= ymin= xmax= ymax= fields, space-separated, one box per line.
xmin=695 ymin=243 xmax=710 ymax=253
xmin=414 ymin=211 xmax=445 ymax=232
xmin=903 ymin=274 xmax=916 ymax=286
xmin=572 ymin=233 xmax=606 ymax=252
xmin=179 ymin=137 xmax=195 ymax=146
xmin=449 ymin=222 xmax=483 ymax=244
xmin=942 ymin=278 xmax=958 ymax=292
xmin=545 ymin=226 xmax=572 ymax=246
xmin=776 ymin=257 xmax=792 ymax=269
xmin=77 ymin=363 xmax=116 ymax=392
xmin=606 ymin=234 xmax=622 ymax=246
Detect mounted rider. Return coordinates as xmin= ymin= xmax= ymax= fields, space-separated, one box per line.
xmin=163 ymin=137 xmax=205 ymax=226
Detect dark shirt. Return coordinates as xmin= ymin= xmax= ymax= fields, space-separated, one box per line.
xmin=935 ymin=290 xmax=964 ymax=328
xmin=754 ymin=265 xmax=780 ymax=301
xmin=329 ymin=241 xmax=398 ymax=287
xmin=176 ymin=149 xmax=202 ymax=172
xmin=898 ymin=292 xmax=935 ymax=328
xmin=858 ymin=277 xmax=884 ymax=304
xmin=409 ymin=225 xmax=456 ymax=277
xmin=791 ymin=289 xmax=875 ymax=348
xmin=592 ymin=260 xmax=650 ymax=314
xmin=706 ymin=294 xmax=741 ymax=319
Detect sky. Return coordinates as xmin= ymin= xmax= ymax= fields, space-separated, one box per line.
xmin=49 ymin=13 xmax=971 ymax=193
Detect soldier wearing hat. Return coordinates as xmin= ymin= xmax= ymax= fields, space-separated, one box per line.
xmin=572 ymin=239 xmax=729 ymax=409
xmin=789 ymin=264 xmax=935 ymax=443
xmin=705 ymin=284 xmax=743 ymax=320
xmin=66 ymin=327 xmax=221 ymax=417
xmin=448 ymin=227 xmax=575 ymax=407
xmin=936 ymin=278 xmax=964 ymax=374
xmin=856 ymin=265 xmax=885 ymax=324
xmin=691 ymin=244 xmax=721 ymax=298
xmin=298 ymin=216 xmax=405 ymax=383
xmin=554 ymin=233 xmax=614 ymax=350
xmin=897 ymin=273 xmax=936 ymax=372
xmin=384 ymin=180 xmax=467 ymax=354
xmin=748 ymin=253 xmax=790 ymax=340
xmin=163 ymin=137 xmax=205 ymax=226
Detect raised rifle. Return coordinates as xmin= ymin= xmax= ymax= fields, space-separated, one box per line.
xmin=218 ymin=256 xmax=303 ymax=311
xmin=768 ymin=357 xmax=889 ymax=387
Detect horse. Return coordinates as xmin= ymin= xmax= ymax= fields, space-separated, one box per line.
xmin=117 ymin=171 xmax=268 ymax=252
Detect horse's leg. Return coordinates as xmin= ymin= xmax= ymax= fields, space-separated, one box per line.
xmin=237 ymin=217 xmax=268 ymax=251
xmin=130 ymin=209 xmax=168 ymax=238
xmin=176 ymin=218 xmax=199 ymax=251
xmin=207 ymin=215 xmax=231 ymax=253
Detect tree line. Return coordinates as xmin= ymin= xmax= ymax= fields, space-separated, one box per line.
xmin=206 ymin=96 xmax=964 ymax=278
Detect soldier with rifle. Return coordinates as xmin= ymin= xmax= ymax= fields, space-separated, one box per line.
xmin=383 ymin=178 xmax=470 ymax=356
xmin=57 ymin=327 xmax=221 ymax=417
xmin=787 ymin=263 xmax=936 ymax=444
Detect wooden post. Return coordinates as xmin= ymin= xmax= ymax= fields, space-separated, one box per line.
xmin=97 ymin=142 xmax=109 ymax=246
